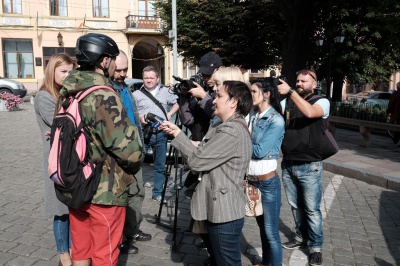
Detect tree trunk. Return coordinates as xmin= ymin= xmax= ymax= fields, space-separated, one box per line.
xmin=276 ymin=0 xmax=320 ymax=87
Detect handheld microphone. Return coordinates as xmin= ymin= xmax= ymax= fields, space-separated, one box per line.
xmin=146 ymin=113 xmax=164 ymax=124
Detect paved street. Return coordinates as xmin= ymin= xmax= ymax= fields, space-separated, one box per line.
xmin=0 ymin=102 xmax=399 ymax=265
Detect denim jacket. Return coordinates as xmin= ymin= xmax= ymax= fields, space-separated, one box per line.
xmin=250 ymin=107 xmax=285 ymax=160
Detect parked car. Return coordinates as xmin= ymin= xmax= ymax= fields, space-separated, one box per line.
xmin=0 ymin=77 xmax=27 ymax=98
xmin=350 ymin=91 xmax=391 ymax=109
xmin=125 ymin=78 xmax=143 ymax=92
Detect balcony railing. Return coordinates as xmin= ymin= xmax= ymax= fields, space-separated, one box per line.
xmin=125 ymin=15 xmax=164 ymax=31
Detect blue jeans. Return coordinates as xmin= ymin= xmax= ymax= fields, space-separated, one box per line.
xmin=53 ymin=214 xmax=71 ymax=253
xmin=206 ymin=218 xmax=244 ymax=266
xmin=250 ymin=174 xmax=282 ymax=266
xmin=145 ymin=131 xmax=167 ymax=199
xmin=281 ymin=160 xmax=323 ymax=251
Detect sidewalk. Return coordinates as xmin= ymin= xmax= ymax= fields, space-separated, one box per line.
xmin=325 ymin=127 xmax=400 ymax=191
xmin=0 ymin=103 xmax=399 ymax=266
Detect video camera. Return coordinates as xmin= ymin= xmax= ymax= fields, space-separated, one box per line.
xmin=143 ymin=112 xmax=165 ymax=144
xmin=172 ymin=75 xmax=203 ymax=95
xmin=273 ymin=75 xmax=286 ymax=86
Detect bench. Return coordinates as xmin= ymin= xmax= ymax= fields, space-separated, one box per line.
xmin=327 ymin=116 xmax=400 ymax=147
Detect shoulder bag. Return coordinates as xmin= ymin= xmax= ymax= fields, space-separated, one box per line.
xmin=232 ymin=119 xmax=263 ymax=217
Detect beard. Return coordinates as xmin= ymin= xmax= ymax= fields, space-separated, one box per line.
xmin=296 ymin=86 xmax=313 ymax=97
xmin=115 ymin=76 xmax=125 ymax=83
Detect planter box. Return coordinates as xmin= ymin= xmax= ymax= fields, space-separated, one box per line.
xmin=0 ymin=100 xmax=20 ymax=111
xmin=0 ymin=100 xmax=7 ymax=111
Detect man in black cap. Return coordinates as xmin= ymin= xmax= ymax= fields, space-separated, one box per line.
xmin=185 ymin=52 xmax=223 ymax=118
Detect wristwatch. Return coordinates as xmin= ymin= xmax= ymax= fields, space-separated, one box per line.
xmin=287 ymin=88 xmax=294 ymax=96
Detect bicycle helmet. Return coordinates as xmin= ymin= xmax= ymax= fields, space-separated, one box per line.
xmin=75 ymin=33 xmax=119 ymax=67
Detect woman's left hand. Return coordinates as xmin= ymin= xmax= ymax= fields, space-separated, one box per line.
xmin=160 ymin=121 xmax=181 ymax=138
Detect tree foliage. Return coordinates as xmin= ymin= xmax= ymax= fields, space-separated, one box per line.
xmin=155 ymin=0 xmax=285 ymax=69
xmin=155 ymin=0 xmax=400 ymax=98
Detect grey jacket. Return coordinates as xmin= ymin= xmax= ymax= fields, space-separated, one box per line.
xmin=171 ymin=116 xmax=252 ymax=223
xmin=34 ymin=91 xmax=69 ymax=216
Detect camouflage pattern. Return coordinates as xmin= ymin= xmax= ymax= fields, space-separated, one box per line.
xmin=61 ymin=70 xmax=142 ymax=206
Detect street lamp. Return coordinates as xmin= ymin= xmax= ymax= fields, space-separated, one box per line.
xmin=315 ymin=31 xmax=345 ymax=100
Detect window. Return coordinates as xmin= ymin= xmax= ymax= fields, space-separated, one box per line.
xmin=50 ymin=0 xmax=67 ymax=16
xmin=139 ymin=0 xmax=156 ymax=19
xmin=93 ymin=0 xmax=109 ymax=18
xmin=43 ymin=47 xmax=76 ymax=69
xmin=3 ymin=0 xmax=22 ymax=14
xmin=2 ymin=39 xmax=34 ymax=78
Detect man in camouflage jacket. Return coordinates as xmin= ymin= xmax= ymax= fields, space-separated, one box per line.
xmin=62 ymin=33 xmax=142 ymax=266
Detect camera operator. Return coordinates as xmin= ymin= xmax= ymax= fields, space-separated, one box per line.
xmin=177 ymin=52 xmax=223 ymax=141
xmin=133 ymin=65 xmax=179 ymax=204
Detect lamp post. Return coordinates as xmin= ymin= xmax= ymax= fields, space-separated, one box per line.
xmin=315 ymin=31 xmax=345 ymax=100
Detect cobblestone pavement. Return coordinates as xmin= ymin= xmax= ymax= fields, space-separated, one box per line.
xmin=0 ymin=103 xmax=399 ymax=266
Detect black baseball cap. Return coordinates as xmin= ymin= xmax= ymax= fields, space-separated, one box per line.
xmin=198 ymin=52 xmax=223 ymax=76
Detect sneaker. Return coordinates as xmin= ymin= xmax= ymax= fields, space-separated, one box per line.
xmin=152 ymin=196 xmax=167 ymax=205
xmin=119 ymin=240 xmax=139 ymax=254
xmin=144 ymin=182 xmax=152 ymax=188
xmin=132 ymin=230 xmax=152 ymax=241
xmin=282 ymin=239 xmax=307 ymax=249
xmin=309 ymin=252 xmax=322 ymax=266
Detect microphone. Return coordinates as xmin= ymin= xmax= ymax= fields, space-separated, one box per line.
xmin=146 ymin=113 xmax=164 ymax=124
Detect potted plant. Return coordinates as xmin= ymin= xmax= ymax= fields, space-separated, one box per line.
xmin=0 ymin=92 xmax=24 ymax=111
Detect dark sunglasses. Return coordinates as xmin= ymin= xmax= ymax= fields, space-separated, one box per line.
xmin=296 ymin=70 xmax=316 ymax=81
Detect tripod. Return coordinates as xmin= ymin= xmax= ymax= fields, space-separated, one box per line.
xmin=152 ymin=116 xmax=186 ymax=251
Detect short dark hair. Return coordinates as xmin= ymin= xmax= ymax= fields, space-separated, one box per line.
xmin=223 ymin=80 xmax=252 ymax=117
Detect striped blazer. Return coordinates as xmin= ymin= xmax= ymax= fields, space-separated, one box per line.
xmin=171 ymin=116 xmax=252 ymax=223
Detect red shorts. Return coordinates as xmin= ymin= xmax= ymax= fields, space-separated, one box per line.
xmin=69 ymin=203 xmax=126 ymax=266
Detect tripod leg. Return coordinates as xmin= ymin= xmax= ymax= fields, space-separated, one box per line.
xmin=172 ymin=149 xmax=184 ymax=251
xmin=155 ymin=139 xmax=175 ymax=221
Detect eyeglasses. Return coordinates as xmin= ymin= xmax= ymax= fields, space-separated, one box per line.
xmin=296 ymin=70 xmax=316 ymax=81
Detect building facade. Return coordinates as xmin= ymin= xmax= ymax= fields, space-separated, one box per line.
xmin=0 ymin=0 xmax=195 ymax=92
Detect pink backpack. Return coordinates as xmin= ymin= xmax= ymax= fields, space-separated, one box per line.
xmin=48 ymin=85 xmax=114 ymax=209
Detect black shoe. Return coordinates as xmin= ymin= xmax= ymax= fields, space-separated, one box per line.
xmin=132 ymin=230 xmax=152 ymax=241
xmin=119 ymin=241 xmax=139 ymax=254
xmin=204 ymin=257 xmax=211 ymax=266
xmin=309 ymin=252 xmax=322 ymax=266
xmin=197 ymin=241 xmax=207 ymax=250
xmin=282 ymin=239 xmax=307 ymax=249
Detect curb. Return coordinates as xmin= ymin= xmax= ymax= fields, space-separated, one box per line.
xmin=323 ymin=160 xmax=400 ymax=192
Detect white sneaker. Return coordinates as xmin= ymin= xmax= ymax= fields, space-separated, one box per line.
xmin=144 ymin=182 xmax=152 ymax=188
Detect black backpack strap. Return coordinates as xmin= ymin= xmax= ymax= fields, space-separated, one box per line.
xmin=140 ymin=87 xmax=169 ymax=119
xmin=108 ymin=157 xmax=116 ymax=191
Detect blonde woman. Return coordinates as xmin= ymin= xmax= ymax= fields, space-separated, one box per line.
xmin=212 ymin=66 xmax=248 ymax=126
xmin=213 ymin=66 xmax=245 ymax=91
xmin=34 ymin=53 xmax=74 ymax=266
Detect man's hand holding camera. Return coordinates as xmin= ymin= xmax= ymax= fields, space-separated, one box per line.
xmin=189 ymin=82 xmax=207 ymax=99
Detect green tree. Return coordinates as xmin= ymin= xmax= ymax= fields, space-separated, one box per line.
xmin=155 ymin=0 xmax=284 ymax=68
xmin=155 ymin=0 xmax=400 ymax=101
